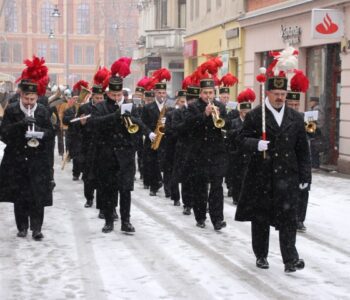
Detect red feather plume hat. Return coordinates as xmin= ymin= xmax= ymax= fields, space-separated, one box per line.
xmin=287 ymin=69 xmax=309 ymax=101
xmin=94 ymin=66 xmax=111 ymax=91
xmin=237 ymin=88 xmax=256 ymax=110
xmin=16 ymin=55 xmax=50 ymax=96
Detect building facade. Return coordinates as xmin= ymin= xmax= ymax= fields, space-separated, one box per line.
xmin=184 ymin=0 xmax=245 ymax=99
xmin=135 ymin=0 xmax=186 ymax=96
xmin=0 ymin=0 xmax=139 ymax=90
xmin=240 ymin=0 xmax=350 ymax=173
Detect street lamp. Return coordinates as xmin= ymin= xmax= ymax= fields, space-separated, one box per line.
xmin=51 ymin=5 xmax=61 ymax=17
xmin=48 ymin=29 xmax=55 ymax=39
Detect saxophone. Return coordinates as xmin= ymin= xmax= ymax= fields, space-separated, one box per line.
xmin=151 ymin=102 xmax=167 ymax=150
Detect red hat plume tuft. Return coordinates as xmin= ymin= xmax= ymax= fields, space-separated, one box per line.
xmin=220 ymin=73 xmax=238 ymax=87
xmin=290 ymin=70 xmax=309 ymax=93
xmin=73 ymin=80 xmax=89 ymax=93
xmin=111 ymin=57 xmax=132 ymax=78
xmin=94 ymin=66 xmax=111 ymax=91
xmin=237 ymin=88 xmax=256 ymax=103
xmin=152 ymin=68 xmax=171 ymax=82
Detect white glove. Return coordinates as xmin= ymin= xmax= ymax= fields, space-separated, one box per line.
xmin=299 ymin=183 xmax=309 ymax=190
xmin=149 ymin=132 xmax=156 ymax=142
xmin=258 ymin=140 xmax=270 ymax=151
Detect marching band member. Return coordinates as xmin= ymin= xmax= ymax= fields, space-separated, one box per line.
xmin=90 ymin=57 xmax=142 ymax=233
xmin=63 ymin=80 xmax=90 ymax=181
xmin=235 ymin=62 xmax=311 ymax=272
xmin=183 ymin=78 xmax=227 ymax=230
xmin=141 ymin=68 xmax=171 ymax=196
xmin=0 ymin=78 xmax=54 ymax=240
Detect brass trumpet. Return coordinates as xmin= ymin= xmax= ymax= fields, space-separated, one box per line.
xmin=209 ymin=100 xmax=225 ymax=128
xmin=305 ymin=121 xmax=317 ymax=133
xmin=124 ymin=116 xmax=139 ymax=134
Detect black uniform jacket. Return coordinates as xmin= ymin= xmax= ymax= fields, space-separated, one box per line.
xmin=89 ymin=98 xmax=145 ymax=190
xmin=183 ymin=98 xmax=227 ymax=179
xmin=235 ymin=105 xmax=311 ymax=229
xmin=0 ymin=102 xmax=54 ymax=206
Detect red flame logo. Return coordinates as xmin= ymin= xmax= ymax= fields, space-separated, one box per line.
xmin=316 ymin=13 xmax=338 ymax=34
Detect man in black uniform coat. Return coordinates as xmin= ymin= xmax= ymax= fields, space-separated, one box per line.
xmin=0 ymin=81 xmax=54 ymax=240
xmin=63 ymin=93 xmax=85 ymax=181
xmin=218 ymin=86 xmax=239 ymax=197
xmin=164 ymin=90 xmax=187 ymax=206
xmin=235 ymin=76 xmax=311 ymax=272
xmin=286 ymin=91 xmax=311 ymax=233
xmin=183 ymin=79 xmax=227 ymax=230
xmin=142 ymin=82 xmax=168 ymax=196
xmin=77 ymin=85 xmax=105 ymax=209
xmin=90 ymin=76 xmax=142 ymax=233
xmin=226 ymin=91 xmax=253 ymax=205
xmin=172 ymin=86 xmax=200 ymax=215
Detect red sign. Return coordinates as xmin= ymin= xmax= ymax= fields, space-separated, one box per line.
xmin=316 ymin=13 xmax=338 ymax=35
xmin=183 ymin=40 xmax=197 ymax=58
xmin=311 ymin=9 xmax=344 ymax=39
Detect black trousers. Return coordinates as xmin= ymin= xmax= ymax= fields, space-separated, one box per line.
xmin=57 ymin=129 xmax=65 ymax=156
xmin=14 ymin=201 xmax=44 ymax=232
xmin=297 ymin=189 xmax=309 ymax=223
xmin=251 ymin=220 xmax=299 ymax=264
xmin=117 ymin=189 xmax=131 ymax=223
xmin=181 ymin=179 xmax=192 ymax=208
xmin=143 ymin=148 xmax=162 ymax=192
xmin=170 ymin=180 xmax=180 ymax=202
xmin=84 ymin=178 xmax=102 ymax=208
xmin=191 ymin=176 xmax=224 ymax=225
xmin=72 ymin=157 xmax=82 ymax=177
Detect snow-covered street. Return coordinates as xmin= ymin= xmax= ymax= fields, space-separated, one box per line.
xmin=1 ymin=142 xmax=350 ymax=300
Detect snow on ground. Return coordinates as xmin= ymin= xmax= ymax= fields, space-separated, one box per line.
xmin=1 ymin=141 xmax=350 ymax=300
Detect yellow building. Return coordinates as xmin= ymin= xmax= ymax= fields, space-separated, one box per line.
xmin=184 ymin=0 xmax=245 ymax=100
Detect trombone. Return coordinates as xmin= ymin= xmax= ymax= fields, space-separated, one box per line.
xmin=208 ymin=99 xmax=225 ymax=128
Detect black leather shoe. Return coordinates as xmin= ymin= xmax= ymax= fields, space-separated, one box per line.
xmin=17 ymin=229 xmax=28 ymax=238
xmin=214 ymin=221 xmax=223 ymax=231
xmin=297 ymin=222 xmax=307 ymax=233
xmin=165 ymin=192 xmax=171 ymax=198
xmin=174 ymin=200 xmax=181 ymax=206
xmin=102 ymin=223 xmax=114 ymax=233
xmin=232 ymin=199 xmax=238 ymax=205
xmin=183 ymin=207 xmax=191 ymax=215
xmin=221 ymin=220 xmax=227 ymax=228
xmin=149 ymin=191 xmax=157 ymax=196
xmin=196 ymin=221 xmax=205 ymax=228
xmin=285 ymin=259 xmax=305 ymax=273
xmin=84 ymin=200 xmax=93 ymax=208
xmin=72 ymin=176 xmax=79 ymax=181
xmin=256 ymin=258 xmax=269 ymax=269
xmin=98 ymin=211 xmax=105 ymax=219
xmin=121 ymin=222 xmax=135 ymax=233
xmin=113 ymin=209 xmax=119 ymax=220
xmin=32 ymin=231 xmax=44 ymax=241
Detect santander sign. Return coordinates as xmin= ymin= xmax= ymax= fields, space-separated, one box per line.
xmin=316 ymin=13 xmax=339 ymax=35
xmin=311 ymin=9 xmax=344 ymax=39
